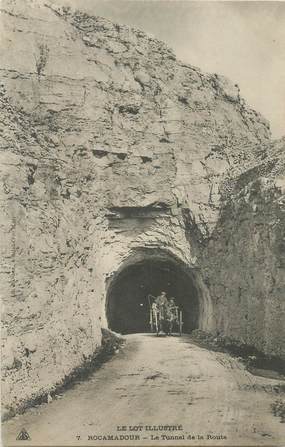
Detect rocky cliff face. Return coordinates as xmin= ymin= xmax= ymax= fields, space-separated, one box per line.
xmin=1 ymin=0 xmax=283 ymax=417
xmin=202 ymin=139 xmax=285 ymax=358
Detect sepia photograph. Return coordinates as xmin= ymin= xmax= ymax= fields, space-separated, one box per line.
xmin=0 ymin=0 xmax=285 ymax=446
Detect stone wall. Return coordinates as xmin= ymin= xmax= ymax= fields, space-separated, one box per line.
xmin=202 ymin=139 xmax=285 ymax=358
xmin=1 ymin=0 xmax=283 ymax=417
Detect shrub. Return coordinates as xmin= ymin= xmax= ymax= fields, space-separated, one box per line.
xmin=35 ymin=43 xmax=49 ymax=77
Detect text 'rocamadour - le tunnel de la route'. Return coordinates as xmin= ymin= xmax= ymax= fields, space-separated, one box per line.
xmin=106 ymin=250 xmax=207 ymax=335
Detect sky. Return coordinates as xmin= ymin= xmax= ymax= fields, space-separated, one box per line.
xmin=50 ymin=0 xmax=285 ymax=138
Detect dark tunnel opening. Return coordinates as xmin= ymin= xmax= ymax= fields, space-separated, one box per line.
xmin=106 ymin=257 xmax=199 ymax=334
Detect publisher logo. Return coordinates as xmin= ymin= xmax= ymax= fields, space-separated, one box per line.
xmin=16 ymin=428 xmax=31 ymax=441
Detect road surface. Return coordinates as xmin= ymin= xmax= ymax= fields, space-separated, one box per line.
xmin=2 ymin=334 xmax=285 ymax=446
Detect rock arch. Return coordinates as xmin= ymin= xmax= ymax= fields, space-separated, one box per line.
xmin=105 ymin=248 xmax=213 ymax=334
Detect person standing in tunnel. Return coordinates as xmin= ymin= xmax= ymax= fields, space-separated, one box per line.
xmin=166 ymin=297 xmax=179 ymax=335
xmin=154 ymin=291 xmax=169 ymax=334
xmin=155 ymin=291 xmax=168 ymax=309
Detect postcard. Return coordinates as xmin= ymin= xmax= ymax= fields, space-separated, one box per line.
xmin=1 ymin=1 xmax=284 ymax=446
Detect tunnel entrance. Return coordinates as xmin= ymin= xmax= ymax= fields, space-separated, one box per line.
xmin=106 ymin=254 xmax=199 ymax=334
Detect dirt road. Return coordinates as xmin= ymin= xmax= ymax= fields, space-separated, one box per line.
xmin=2 ymin=334 xmax=284 ymax=446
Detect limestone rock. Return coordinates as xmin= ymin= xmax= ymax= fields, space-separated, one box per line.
xmin=0 ymin=0 xmax=283 ymax=416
